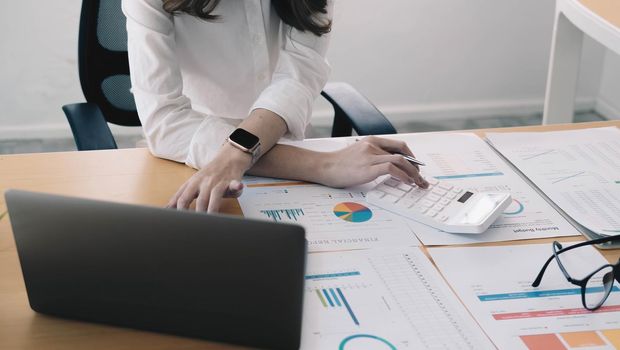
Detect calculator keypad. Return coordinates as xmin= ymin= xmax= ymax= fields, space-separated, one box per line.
xmin=371 ymin=177 xmax=463 ymax=220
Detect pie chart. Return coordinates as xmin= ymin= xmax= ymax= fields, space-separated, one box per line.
xmin=333 ymin=202 xmax=373 ymax=223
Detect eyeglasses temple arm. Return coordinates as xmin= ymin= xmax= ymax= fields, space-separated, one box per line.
xmin=532 ymin=254 xmax=555 ymax=287
xmin=533 ymin=236 xmax=620 ymax=287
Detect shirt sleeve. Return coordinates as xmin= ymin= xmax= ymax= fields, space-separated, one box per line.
xmin=250 ymin=1 xmax=334 ymax=141
xmin=122 ymin=0 xmax=235 ymax=170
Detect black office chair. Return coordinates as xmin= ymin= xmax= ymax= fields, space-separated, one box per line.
xmin=63 ymin=0 xmax=397 ymax=151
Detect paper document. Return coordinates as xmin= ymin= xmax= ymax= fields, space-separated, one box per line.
xmin=429 ymin=243 xmax=620 ymax=350
xmin=301 ymin=248 xmax=494 ymax=349
xmin=239 ymin=176 xmax=420 ymax=252
xmin=385 ymin=133 xmax=578 ymax=245
xmin=488 ymin=127 xmax=620 ymax=237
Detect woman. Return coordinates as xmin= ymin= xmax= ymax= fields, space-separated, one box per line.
xmin=123 ymin=0 xmax=427 ymax=213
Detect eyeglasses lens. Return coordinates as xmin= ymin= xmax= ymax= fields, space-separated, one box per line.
xmin=584 ymin=266 xmax=615 ymax=309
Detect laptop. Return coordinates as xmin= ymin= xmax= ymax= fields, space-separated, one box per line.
xmin=5 ymin=189 xmax=306 ymax=350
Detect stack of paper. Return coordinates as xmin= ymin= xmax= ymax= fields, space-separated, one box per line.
xmin=488 ymin=127 xmax=620 ymax=244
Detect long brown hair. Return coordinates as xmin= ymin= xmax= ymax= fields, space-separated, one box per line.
xmin=162 ymin=0 xmax=331 ymax=36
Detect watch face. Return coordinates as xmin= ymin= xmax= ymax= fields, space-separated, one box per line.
xmin=229 ymin=128 xmax=259 ymax=149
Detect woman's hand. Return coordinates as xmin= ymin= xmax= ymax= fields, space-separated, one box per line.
xmin=167 ymin=144 xmax=250 ymax=213
xmin=319 ymin=136 xmax=429 ymax=189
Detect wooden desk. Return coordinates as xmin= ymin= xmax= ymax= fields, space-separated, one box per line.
xmin=1 ymin=121 xmax=619 ymax=349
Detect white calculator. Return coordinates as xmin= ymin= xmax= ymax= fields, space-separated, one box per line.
xmin=366 ymin=177 xmax=512 ymax=234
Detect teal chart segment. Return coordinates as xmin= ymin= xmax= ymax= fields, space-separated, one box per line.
xmin=339 ymin=334 xmax=397 ymax=350
xmin=503 ymin=199 xmax=525 ymax=215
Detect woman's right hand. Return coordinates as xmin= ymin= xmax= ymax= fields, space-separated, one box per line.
xmin=319 ymin=136 xmax=429 ymax=189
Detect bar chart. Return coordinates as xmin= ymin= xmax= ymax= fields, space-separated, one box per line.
xmin=259 ymin=208 xmax=305 ymax=222
xmin=313 ymin=287 xmax=359 ymax=326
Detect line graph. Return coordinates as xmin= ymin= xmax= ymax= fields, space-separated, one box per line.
xmin=550 ymin=171 xmax=586 ymax=184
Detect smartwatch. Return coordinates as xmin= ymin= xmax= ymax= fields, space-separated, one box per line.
xmin=227 ymin=128 xmax=262 ymax=164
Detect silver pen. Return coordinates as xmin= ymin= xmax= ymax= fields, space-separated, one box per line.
xmin=399 ymin=153 xmax=426 ymax=167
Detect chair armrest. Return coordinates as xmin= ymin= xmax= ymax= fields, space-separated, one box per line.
xmin=62 ymin=103 xmax=118 ymax=150
xmin=321 ymin=82 xmax=397 ymax=137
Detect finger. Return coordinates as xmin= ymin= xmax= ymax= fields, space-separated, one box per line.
xmin=358 ymin=140 xmax=390 ymax=156
xmin=373 ymin=154 xmax=427 ymax=187
xmin=370 ymin=163 xmax=414 ymax=184
xmin=207 ymin=184 xmax=228 ymax=213
xmin=176 ymin=180 xmax=200 ymax=210
xmin=195 ymin=182 xmax=213 ymax=212
xmin=166 ymin=181 xmax=189 ymax=208
xmin=224 ymin=180 xmax=244 ymax=198
xmin=365 ymin=137 xmax=415 ymax=157
xmin=373 ymin=154 xmax=422 ymax=181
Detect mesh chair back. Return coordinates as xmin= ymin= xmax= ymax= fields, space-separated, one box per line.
xmin=78 ymin=0 xmax=140 ymax=126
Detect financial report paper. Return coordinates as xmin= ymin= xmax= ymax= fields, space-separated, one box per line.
xmin=238 ymin=176 xmax=421 ymax=252
xmin=429 ymin=243 xmax=620 ymax=350
xmin=301 ymin=248 xmax=494 ymax=349
xmin=386 ymin=132 xmax=579 ymax=245
xmin=487 ymin=127 xmax=620 ymax=238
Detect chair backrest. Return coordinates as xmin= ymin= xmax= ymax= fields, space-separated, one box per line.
xmin=78 ymin=0 xmax=140 ymax=126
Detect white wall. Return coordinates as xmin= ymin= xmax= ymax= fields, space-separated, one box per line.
xmin=318 ymin=0 xmax=609 ymax=123
xmin=0 ymin=0 xmax=84 ymax=139
xmin=0 ymin=0 xmax=617 ymax=140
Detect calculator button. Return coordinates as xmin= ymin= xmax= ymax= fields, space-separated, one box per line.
xmin=432 ymin=204 xmax=444 ymax=212
xmin=446 ymin=192 xmax=457 ymax=199
xmin=452 ymin=188 xmax=463 ymax=194
xmin=383 ymin=194 xmax=400 ymax=203
xmin=378 ymin=185 xmax=405 ymax=197
xmin=438 ymin=183 xmax=453 ymax=191
xmin=419 ymin=199 xmax=435 ymax=208
xmin=398 ymin=198 xmax=416 ymax=208
xmin=439 ymin=198 xmax=451 ymax=206
xmin=418 ymin=206 xmax=429 ymax=214
xmin=384 ymin=178 xmax=400 ymax=187
xmin=439 ymin=215 xmax=449 ymax=222
xmin=427 ymin=178 xmax=439 ymax=185
xmin=408 ymin=191 xmax=425 ymax=202
xmin=426 ymin=193 xmax=442 ymax=202
xmin=397 ymin=183 xmax=413 ymax=192
xmin=367 ymin=190 xmax=386 ymax=201
xmin=426 ymin=209 xmax=438 ymax=217
xmin=432 ymin=188 xmax=447 ymax=197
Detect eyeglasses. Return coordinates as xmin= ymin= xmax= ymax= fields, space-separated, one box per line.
xmin=532 ymin=235 xmax=620 ymax=311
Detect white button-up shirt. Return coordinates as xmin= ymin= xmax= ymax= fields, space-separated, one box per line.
xmin=122 ymin=0 xmax=332 ymax=169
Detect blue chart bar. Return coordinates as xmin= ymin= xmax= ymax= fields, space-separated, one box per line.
xmin=434 ymin=172 xmax=504 ymax=180
xmin=305 ymin=271 xmax=361 ymax=280
xmin=337 ymin=288 xmax=360 ymax=326
xmin=478 ymin=286 xmax=620 ymax=302
xmin=329 ymin=288 xmax=342 ymax=307
xmin=260 ymin=208 xmax=305 ymax=222
xmin=323 ymin=289 xmax=335 ymax=307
